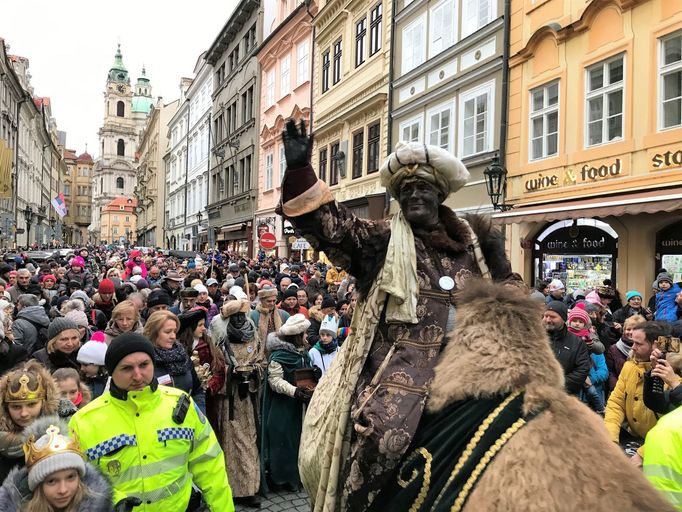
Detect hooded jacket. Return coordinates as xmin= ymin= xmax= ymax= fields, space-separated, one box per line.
xmin=11 ymin=306 xmax=50 ymax=356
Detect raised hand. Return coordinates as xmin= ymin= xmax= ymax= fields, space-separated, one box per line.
xmin=282 ymin=118 xmax=313 ymax=169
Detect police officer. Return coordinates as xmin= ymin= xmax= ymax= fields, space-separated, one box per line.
xmin=69 ymin=332 xmax=234 ymax=512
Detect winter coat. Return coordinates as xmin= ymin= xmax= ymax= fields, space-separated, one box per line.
xmin=605 ymin=341 xmax=630 ymax=391
xmin=604 ymin=360 xmax=658 ymax=443
xmin=64 ymin=268 xmax=94 ymax=294
xmin=84 ymin=373 xmax=109 ymax=400
xmin=32 ymin=348 xmax=80 ymax=374
xmin=153 ymin=347 xmax=206 ymax=414
xmin=306 ymin=306 xmax=337 ymax=348
xmin=579 ymin=353 xmax=608 ymax=406
xmin=12 ymin=305 xmax=50 ymax=356
xmin=612 ymin=305 xmax=650 ymax=324
xmin=0 ymin=463 xmax=113 ymax=511
xmin=0 ymin=340 xmax=28 ymax=377
xmin=548 ymin=326 xmax=591 ymax=395
xmin=103 ymin=319 xmax=143 ymax=345
xmin=655 ymin=284 xmax=682 ymax=322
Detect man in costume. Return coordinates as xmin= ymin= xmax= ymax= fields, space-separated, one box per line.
xmin=278 ymin=119 xmax=513 ymax=510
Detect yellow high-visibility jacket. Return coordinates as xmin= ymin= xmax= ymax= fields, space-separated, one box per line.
xmin=643 ymin=405 xmax=682 ymax=510
xmin=70 ymin=383 xmax=233 ymax=512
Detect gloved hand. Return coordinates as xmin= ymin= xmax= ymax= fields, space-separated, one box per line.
xmin=114 ymin=497 xmax=143 ymax=512
xmin=281 ymin=119 xmax=313 ymax=169
xmin=294 ymin=386 xmax=312 ymax=404
xmin=312 ymin=365 xmax=323 ymax=382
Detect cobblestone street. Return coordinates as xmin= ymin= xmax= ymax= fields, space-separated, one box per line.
xmin=234 ymin=489 xmax=309 ymax=511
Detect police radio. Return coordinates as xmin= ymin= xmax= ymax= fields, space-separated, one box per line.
xmin=172 ymin=394 xmax=191 ymax=424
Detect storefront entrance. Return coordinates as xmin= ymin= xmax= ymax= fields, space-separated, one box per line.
xmin=656 ymin=220 xmax=682 ymax=283
xmin=532 ymin=219 xmax=618 ymax=293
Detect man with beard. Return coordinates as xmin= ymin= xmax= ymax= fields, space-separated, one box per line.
xmin=280 ymin=120 xmax=514 ymax=510
xmin=543 ymin=300 xmax=591 ymax=395
xmin=7 ymin=268 xmax=32 ymax=303
xmin=251 ymin=286 xmax=289 ymax=354
xmin=210 ymin=298 xmax=264 ymax=507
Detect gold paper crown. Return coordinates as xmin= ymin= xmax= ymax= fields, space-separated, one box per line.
xmin=23 ymin=425 xmax=82 ymax=468
xmin=6 ymin=373 xmax=46 ymax=403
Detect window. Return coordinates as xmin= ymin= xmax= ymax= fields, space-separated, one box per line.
xmin=280 ymin=54 xmax=291 ymax=97
xmin=585 ymin=55 xmax=624 ymax=146
xmin=333 ymin=41 xmax=343 ymax=85
xmin=370 ymin=3 xmax=382 ymax=56
xmin=367 ymin=122 xmax=380 ymax=173
xmin=216 ymin=63 xmax=226 ymax=86
xmin=125 ymin=216 xmax=130 ymax=222
xmin=400 ymin=115 xmax=423 ymax=142
xmin=116 ymin=101 xmax=125 ymax=117
xmin=356 ymin=18 xmax=367 ymax=68
xmin=319 ymin=148 xmax=328 ymax=182
xmin=242 ymin=86 xmax=254 ymax=123
xmin=460 ymin=81 xmax=494 ymax=156
xmin=660 ymin=32 xmax=682 ymax=129
xmin=352 ymin=130 xmax=364 ymax=179
xmin=113 ymin=227 xmax=118 ymax=236
xmin=244 ymin=155 xmax=251 ymax=192
xmin=279 ymin=145 xmax=286 ymax=184
xmin=116 ymin=177 xmax=124 ymax=189
xmin=427 ymin=102 xmax=454 ymax=152
xmin=322 ymin=50 xmax=331 ymax=93
xmin=462 ymin=0 xmax=494 ymax=38
xmin=297 ymin=40 xmax=309 ymax=87
xmin=63 ymin=184 xmax=71 ymax=196
xmin=529 ymin=81 xmax=560 ymax=160
xmin=117 ymin=139 xmax=125 ymax=156
xmin=330 ymin=142 xmax=340 ymax=185
xmin=265 ymin=152 xmax=273 ymax=190
xmin=266 ymin=69 xmax=275 ymax=106
xmin=430 ymin=0 xmax=456 ymax=57
xmin=402 ymin=14 xmax=426 ymax=74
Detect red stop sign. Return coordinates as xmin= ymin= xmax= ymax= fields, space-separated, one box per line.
xmin=260 ymin=232 xmax=277 ymax=249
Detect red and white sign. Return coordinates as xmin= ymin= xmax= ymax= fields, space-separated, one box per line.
xmin=259 ymin=232 xmax=277 ymax=249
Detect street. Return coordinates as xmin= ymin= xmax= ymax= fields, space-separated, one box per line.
xmin=235 ymin=489 xmax=309 ymax=512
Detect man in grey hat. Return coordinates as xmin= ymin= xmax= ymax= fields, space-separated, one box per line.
xmin=278 ymin=119 xmax=514 ymax=510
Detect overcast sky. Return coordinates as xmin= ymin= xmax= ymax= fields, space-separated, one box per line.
xmin=1 ymin=0 xmax=238 ymax=156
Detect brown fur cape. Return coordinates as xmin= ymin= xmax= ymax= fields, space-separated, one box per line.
xmin=428 ymin=279 xmax=674 ymax=512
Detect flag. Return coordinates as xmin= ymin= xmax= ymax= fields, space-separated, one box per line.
xmin=51 ymin=192 xmax=68 ymax=218
xmin=0 ymin=140 xmax=12 ymax=198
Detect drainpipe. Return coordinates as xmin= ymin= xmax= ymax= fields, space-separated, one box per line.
xmin=384 ymin=0 xmax=397 ymax=218
xmin=499 ymin=0 xmax=511 ymax=163
xmin=182 ymin=99 xmax=191 ymax=247
xmin=307 ymin=5 xmax=315 ymax=132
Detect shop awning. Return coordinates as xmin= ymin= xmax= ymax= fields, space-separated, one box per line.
xmin=220 ymin=223 xmax=244 ymax=233
xmin=493 ymin=187 xmax=682 ymax=225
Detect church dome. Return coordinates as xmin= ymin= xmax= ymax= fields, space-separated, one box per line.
xmin=132 ymin=96 xmax=154 ymax=113
xmin=108 ymin=44 xmax=130 ymax=84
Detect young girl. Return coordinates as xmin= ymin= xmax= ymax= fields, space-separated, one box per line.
xmin=568 ymin=307 xmax=608 ymax=414
xmin=52 ymin=368 xmax=91 ymax=410
xmin=75 ymin=332 xmax=108 ymax=399
xmin=0 ymin=417 xmax=113 ymax=511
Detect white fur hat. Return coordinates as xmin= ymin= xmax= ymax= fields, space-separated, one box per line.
xmin=229 ymin=285 xmax=247 ymax=300
xmin=194 ymin=284 xmax=208 ymax=295
xmin=279 ymin=313 xmax=310 ymax=336
xmin=76 ymin=335 xmax=108 ymax=366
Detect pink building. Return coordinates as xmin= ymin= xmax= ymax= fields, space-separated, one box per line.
xmin=255 ymin=0 xmax=317 ymax=258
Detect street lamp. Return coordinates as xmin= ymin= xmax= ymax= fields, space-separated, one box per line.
xmin=484 ymin=154 xmax=513 ymax=211
xmin=23 ymin=206 xmax=35 ymax=248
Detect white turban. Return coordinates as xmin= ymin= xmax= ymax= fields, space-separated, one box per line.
xmin=379 ymin=142 xmax=470 ymax=202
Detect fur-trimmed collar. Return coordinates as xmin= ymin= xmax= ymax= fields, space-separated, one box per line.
xmin=428 ymin=279 xmax=565 ymax=416
xmin=411 ymin=205 xmax=472 ymax=254
xmin=266 ymin=332 xmax=303 ymax=355
xmin=308 ymin=305 xmax=325 ymax=322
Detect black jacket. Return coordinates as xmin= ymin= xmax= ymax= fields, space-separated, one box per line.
xmin=548 ymin=326 xmax=591 ymax=395
xmin=643 ymin=371 xmax=682 ymax=415
xmin=153 ymin=355 xmax=206 ymax=413
xmin=32 ymin=348 xmax=80 ymax=373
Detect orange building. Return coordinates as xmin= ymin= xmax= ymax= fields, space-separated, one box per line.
xmin=497 ymin=0 xmax=682 ymax=297
xmin=100 ymin=197 xmax=137 ymax=244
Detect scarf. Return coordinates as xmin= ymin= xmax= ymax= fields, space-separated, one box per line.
xmin=154 ymin=342 xmax=192 ymax=376
xmin=226 ymin=318 xmax=256 ymax=343
xmin=568 ymin=326 xmax=590 ymax=338
xmin=256 ymin=305 xmax=282 ymax=345
xmin=314 ymin=339 xmax=338 ymax=354
xmin=616 ymin=338 xmax=633 ymax=357
xmin=72 ymin=391 xmax=83 ymax=407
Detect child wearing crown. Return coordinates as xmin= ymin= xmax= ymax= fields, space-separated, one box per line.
xmin=0 ymin=416 xmax=113 ymax=511
xmin=0 ymin=362 xmax=62 ymax=484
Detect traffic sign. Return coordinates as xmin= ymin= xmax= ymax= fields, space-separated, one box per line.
xmin=292 ymin=238 xmax=310 ymax=250
xmin=260 ymin=232 xmax=277 ymax=249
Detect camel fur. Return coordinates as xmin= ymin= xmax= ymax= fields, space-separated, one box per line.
xmin=429 ymin=279 xmax=674 ymax=512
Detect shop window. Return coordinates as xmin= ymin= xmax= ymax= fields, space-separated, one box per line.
xmin=659 ymin=31 xmax=682 ymax=130
xmin=460 ymin=81 xmax=494 ymax=156
xmin=585 ymin=54 xmax=624 ymax=147
xmin=529 ymin=81 xmax=559 ymax=160
xmin=656 ymin=220 xmax=682 ymax=283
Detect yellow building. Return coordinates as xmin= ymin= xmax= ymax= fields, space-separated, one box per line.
xmin=498 ymin=0 xmax=682 ymax=297
xmin=100 ymin=197 xmax=137 ymax=244
xmin=311 ymin=0 xmax=391 ymax=219
xmin=62 ymin=149 xmax=93 ymax=245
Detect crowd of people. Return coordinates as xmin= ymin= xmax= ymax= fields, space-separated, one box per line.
xmin=0 ymin=245 xmax=355 ymax=510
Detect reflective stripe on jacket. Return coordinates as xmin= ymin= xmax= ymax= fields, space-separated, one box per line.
xmin=644 ymin=405 xmax=682 ymax=510
xmin=69 ymin=384 xmax=233 ymax=512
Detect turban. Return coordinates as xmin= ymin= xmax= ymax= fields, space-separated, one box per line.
xmin=221 ymin=299 xmax=251 ymax=317
xmin=379 ymin=142 xmax=470 ymax=202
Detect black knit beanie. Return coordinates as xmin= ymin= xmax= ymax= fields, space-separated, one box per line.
xmin=105 ymin=332 xmax=155 ymax=374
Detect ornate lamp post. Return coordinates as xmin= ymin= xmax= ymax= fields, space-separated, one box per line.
xmin=484 ymin=154 xmax=513 ymax=211
xmin=23 ymin=206 xmax=35 ymax=248
xmin=196 ymin=210 xmax=203 ymax=252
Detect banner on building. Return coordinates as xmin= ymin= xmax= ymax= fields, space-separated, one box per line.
xmin=0 ymin=140 xmax=13 ymax=198
xmin=51 ymin=192 xmax=68 ymax=218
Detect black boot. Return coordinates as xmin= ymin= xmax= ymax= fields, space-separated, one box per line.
xmin=234 ymin=495 xmax=261 ymax=508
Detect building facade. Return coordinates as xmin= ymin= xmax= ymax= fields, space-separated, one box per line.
xmin=206 ymin=0 xmax=261 ymax=257
xmin=91 ymin=45 xmax=151 ymax=244
xmin=256 ymin=0 xmax=316 ymax=258
xmin=164 ymin=78 xmax=191 ymax=250
xmin=135 ymin=98 xmax=178 ymax=247
xmin=62 ymin=148 xmax=93 ymax=245
xmin=391 ymin=0 xmax=506 ymax=213
xmin=100 ymin=197 xmax=137 ymax=244
xmin=498 ymin=0 xmax=682 ymax=296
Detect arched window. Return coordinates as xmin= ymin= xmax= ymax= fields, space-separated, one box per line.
xmin=116 ymin=177 xmax=124 ymax=189
xmin=117 ymin=139 xmax=125 ymax=156
xmin=117 ymin=101 xmax=125 ymax=117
